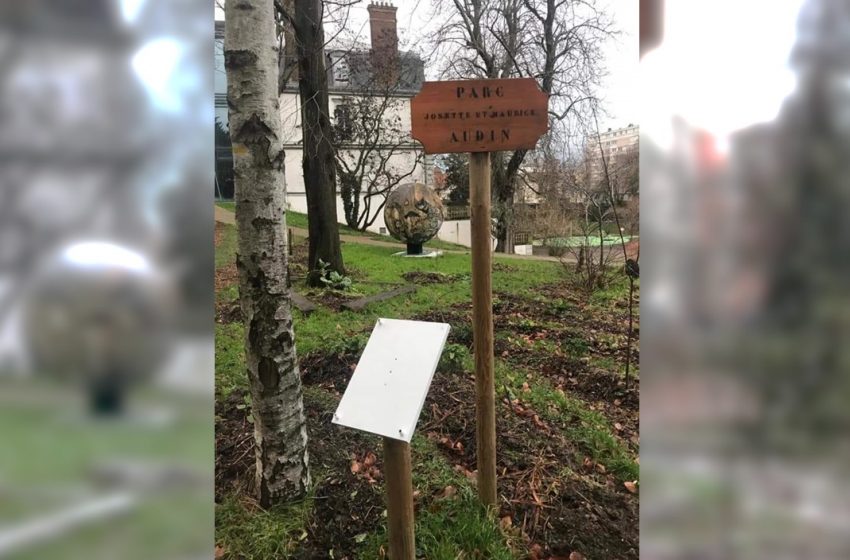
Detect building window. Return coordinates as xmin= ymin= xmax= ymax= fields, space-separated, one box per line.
xmin=329 ymin=52 xmax=351 ymax=85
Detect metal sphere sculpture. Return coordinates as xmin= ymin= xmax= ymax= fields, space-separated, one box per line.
xmin=22 ymin=242 xmax=174 ymax=415
xmin=383 ymin=182 xmax=444 ymax=255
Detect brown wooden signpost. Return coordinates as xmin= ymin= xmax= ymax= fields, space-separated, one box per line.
xmin=411 ymin=78 xmax=549 ymax=509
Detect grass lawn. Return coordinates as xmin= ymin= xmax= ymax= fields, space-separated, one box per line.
xmin=216 ymin=201 xmax=468 ymax=252
xmin=215 ymin=220 xmax=639 ymax=559
xmin=0 ymin=384 xmax=212 ymax=560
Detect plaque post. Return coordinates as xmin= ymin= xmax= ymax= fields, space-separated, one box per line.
xmin=383 ymin=437 xmax=415 ymax=560
xmin=332 ymin=318 xmax=450 ymax=560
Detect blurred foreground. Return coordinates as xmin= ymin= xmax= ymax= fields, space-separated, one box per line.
xmin=0 ymin=1 xmax=213 ymax=558
xmin=642 ymin=0 xmax=850 ymax=558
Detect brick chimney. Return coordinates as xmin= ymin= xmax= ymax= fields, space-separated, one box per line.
xmin=367 ymin=1 xmax=399 ymax=86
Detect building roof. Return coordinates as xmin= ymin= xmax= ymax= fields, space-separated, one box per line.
xmin=324 ymin=49 xmax=424 ymax=95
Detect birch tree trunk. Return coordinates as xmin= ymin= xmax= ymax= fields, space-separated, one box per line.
xmin=224 ymin=0 xmax=310 ymax=506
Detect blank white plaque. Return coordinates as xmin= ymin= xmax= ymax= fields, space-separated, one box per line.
xmin=332 ymin=318 xmax=450 ymax=442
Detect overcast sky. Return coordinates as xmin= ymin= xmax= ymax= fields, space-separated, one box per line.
xmin=215 ymin=1 xmax=639 ymax=132
xmin=642 ymin=0 xmax=805 ymax=149
xmin=337 ymin=0 xmax=639 ymax=132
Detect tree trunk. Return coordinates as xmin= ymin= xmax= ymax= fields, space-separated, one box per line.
xmin=224 ymin=0 xmax=310 ymax=506
xmin=295 ymin=0 xmax=345 ymax=286
xmin=492 ymin=149 xmax=526 ymax=253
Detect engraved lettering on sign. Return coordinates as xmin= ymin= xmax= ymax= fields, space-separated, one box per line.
xmin=450 ymin=130 xmax=511 ymax=143
xmin=411 ymin=78 xmax=549 ymax=153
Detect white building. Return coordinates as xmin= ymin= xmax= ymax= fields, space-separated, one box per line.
xmin=215 ymin=3 xmax=435 ymax=237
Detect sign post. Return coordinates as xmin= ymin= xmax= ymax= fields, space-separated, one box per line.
xmin=411 ymin=78 xmax=548 ymax=508
xmin=333 ymin=318 xmax=450 ymax=560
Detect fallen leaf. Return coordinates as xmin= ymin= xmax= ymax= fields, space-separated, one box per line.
xmin=569 ymin=552 xmax=586 ymax=560
xmin=363 ymin=452 xmax=377 ymax=467
xmin=214 ymin=545 xmax=225 ymax=559
xmin=614 ymin=399 xmax=622 ymax=406
xmin=529 ymin=543 xmax=544 ymax=560
xmin=614 ymin=422 xmax=624 ymax=431
xmin=595 ymin=463 xmax=607 ymax=474
xmin=624 ymin=480 xmax=638 ymax=493
xmin=350 ymin=461 xmax=362 ymax=474
xmin=366 ymin=466 xmax=382 ymax=483
xmin=454 ymin=441 xmax=464 ymax=452
xmin=522 ymin=382 xmax=531 ymax=393
xmin=499 ymin=515 xmax=512 ymax=530
xmin=438 ymin=485 xmax=457 ymax=499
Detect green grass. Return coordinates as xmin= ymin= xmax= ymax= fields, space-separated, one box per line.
xmin=496 ymin=361 xmax=638 ymax=482
xmin=359 ymin=488 xmax=515 ymax=560
xmin=214 ymin=215 xmax=637 ymax=557
xmin=215 ymin=219 xmax=238 ymax=269
xmin=215 ymin=239 xmax=560 ymax=395
xmin=294 ymin=242 xmax=559 ymax=357
xmin=215 ymin=204 xmax=468 ymax=251
xmin=216 ymin=492 xmax=315 ymax=560
xmin=0 ymin=387 xmax=212 ymax=559
xmin=216 ymin=323 xmax=246 ymax=398
xmin=357 ymin=437 xmax=515 ymax=560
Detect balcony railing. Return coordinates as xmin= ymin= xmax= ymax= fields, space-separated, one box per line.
xmin=444 ymin=205 xmax=470 ymax=220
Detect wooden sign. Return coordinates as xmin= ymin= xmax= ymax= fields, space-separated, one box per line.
xmin=411 ymin=78 xmax=549 ymax=154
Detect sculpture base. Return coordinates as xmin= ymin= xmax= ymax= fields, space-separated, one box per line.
xmin=392 ymin=249 xmax=444 ymax=259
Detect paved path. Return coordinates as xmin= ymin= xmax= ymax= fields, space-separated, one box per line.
xmin=214 ymin=205 xmax=579 ymax=263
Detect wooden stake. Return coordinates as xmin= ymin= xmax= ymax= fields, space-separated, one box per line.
xmin=383 ymin=437 xmax=415 ymax=560
xmin=469 ymin=151 xmax=497 ymax=508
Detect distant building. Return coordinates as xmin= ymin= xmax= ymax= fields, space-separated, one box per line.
xmin=591 ymin=123 xmax=639 ymax=197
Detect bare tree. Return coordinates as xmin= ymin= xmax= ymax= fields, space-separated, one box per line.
xmin=431 ymin=0 xmax=612 ymax=252
xmin=514 ymin=147 xmax=572 ymax=241
xmin=589 ymin=110 xmax=639 ymax=384
xmin=333 ymin=80 xmax=423 ymax=231
xmin=224 ymin=0 xmax=310 ymax=506
xmin=555 ymin=144 xmax=613 ymax=289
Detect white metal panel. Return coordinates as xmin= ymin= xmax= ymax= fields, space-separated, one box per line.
xmin=332 ymin=318 xmax=450 ymax=442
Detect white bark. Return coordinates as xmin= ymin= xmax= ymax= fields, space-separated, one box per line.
xmin=224 ymin=0 xmax=310 ymax=505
